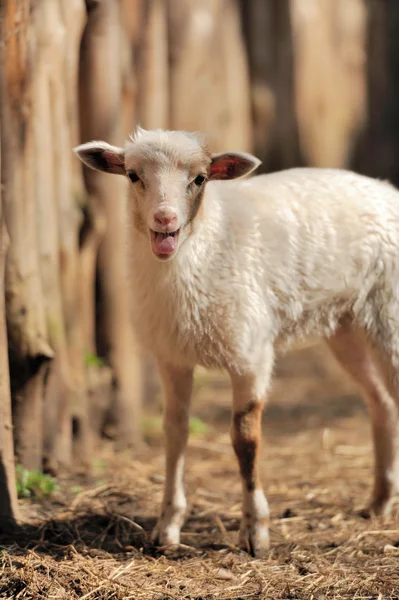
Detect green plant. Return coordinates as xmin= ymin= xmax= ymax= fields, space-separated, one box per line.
xmin=84 ymin=350 xmax=105 ymax=368
xmin=16 ymin=465 xmax=59 ymax=499
xmin=189 ymin=416 xmax=208 ymax=434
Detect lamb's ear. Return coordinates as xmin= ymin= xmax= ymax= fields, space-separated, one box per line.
xmin=73 ymin=141 xmax=125 ymax=175
xmin=208 ymin=152 xmax=261 ymax=181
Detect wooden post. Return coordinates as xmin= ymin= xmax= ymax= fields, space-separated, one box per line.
xmin=78 ymin=0 xmax=142 ymax=448
xmin=0 ymin=142 xmax=18 ymax=525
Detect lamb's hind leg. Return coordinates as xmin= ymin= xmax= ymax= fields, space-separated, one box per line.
xmin=230 ymin=360 xmax=273 ymax=558
xmin=327 ymin=327 xmax=399 ymax=516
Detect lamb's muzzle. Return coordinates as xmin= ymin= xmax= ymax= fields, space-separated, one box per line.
xmin=150 ymin=229 xmax=180 ymax=258
xmin=74 ymin=127 xmax=399 ymax=558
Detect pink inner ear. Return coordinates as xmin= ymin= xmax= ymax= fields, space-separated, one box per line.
xmin=210 ymin=157 xmax=241 ymax=178
xmin=103 ymin=150 xmax=123 ymax=169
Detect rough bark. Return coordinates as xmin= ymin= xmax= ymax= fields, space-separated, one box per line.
xmin=0 ymin=133 xmax=18 ymax=526
xmin=218 ymin=0 xmax=252 ymax=151
xmin=79 ymin=0 xmax=142 ymax=448
xmin=0 ymin=0 xmax=53 ymax=471
xmin=137 ymin=0 xmax=168 ymax=129
xmin=291 ymin=0 xmax=366 ymax=168
xmin=168 ymin=0 xmax=251 ymax=151
xmin=120 ymin=0 xmax=144 ymax=132
xmin=241 ymin=0 xmax=304 ymax=171
xmin=352 ymin=0 xmax=399 ymax=185
xmin=121 ymin=0 xmax=148 ymax=132
xmin=30 ymin=0 xmax=74 ymax=473
xmin=53 ymin=0 xmax=91 ymax=470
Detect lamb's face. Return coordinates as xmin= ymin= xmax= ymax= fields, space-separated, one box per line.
xmin=74 ymin=128 xmax=261 ymax=262
xmin=124 ymin=132 xmax=212 ymax=260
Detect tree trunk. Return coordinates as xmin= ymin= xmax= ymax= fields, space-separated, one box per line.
xmin=0 ymin=138 xmax=18 ymax=525
xmin=31 ymin=0 xmax=74 ymax=473
xmin=218 ymin=0 xmax=252 ymax=151
xmin=241 ymin=0 xmax=304 ymax=171
xmin=291 ymin=0 xmax=366 ymax=168
xmin=79 ymin=0 xmax=142 ymax=448
xmin=352 ymin=0 xmax=399 ymax=185
xmin=0 ymin=0 xmax=53 ymax=471
xmin=120 ymin=0 xmax=144 ymax=132
xmin=53 ymin=0 xmax=91 ymax=470
xmin=137 ymin=0 xmax=169 ymax=129
xmin=168 ymin=0 xmax=251 ymax=151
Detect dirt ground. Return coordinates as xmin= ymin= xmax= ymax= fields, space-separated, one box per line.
xmin=1 ymin=344 xmax=399 ymax=600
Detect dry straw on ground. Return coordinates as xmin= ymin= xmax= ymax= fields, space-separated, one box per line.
xmin=1 ymin=348 xmax=399 ymax=599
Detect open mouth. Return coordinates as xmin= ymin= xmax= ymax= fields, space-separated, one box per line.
xmin=150 ymin=229 xmax=180 ymax=259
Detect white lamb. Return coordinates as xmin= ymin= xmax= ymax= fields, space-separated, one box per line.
xmin=75 ymin=128 xmax=399 ymax=557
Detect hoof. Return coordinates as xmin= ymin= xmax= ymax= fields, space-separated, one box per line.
xmin=152 ymin=522 xmax=181 ymax=546
xmin=239 ymin=520 xmax=270 ymax=558
xmin=152 ymin=508 xmax=185 ymax=547
xmin=366 ymin=496 xmax=395 ymax=518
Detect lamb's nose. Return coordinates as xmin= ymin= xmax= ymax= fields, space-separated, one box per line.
xmin=153 ymin=210 xmax=177 ymax=229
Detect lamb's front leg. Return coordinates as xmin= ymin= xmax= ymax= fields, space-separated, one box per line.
xmin=152 ymin=363 xmax=193 ymax=547
xmin=230 ymin=371 xmax=271 ymax=558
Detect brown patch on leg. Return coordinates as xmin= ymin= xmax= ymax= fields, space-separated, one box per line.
xmin=232 ymin=401 xmax=262 ymax=492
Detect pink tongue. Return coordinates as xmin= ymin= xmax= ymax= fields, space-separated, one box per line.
xmin=153 ymin=233 xmax=177 ymax=255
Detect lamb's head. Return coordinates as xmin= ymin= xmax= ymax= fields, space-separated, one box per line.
xmin=74 ymin=128 xmax=261 ymax=261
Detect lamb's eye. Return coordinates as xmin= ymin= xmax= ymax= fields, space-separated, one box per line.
xmin=194 ymin=174 xmax=206 ymax=186
xmin=128 ymin=171 xmax=140 ymax=183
